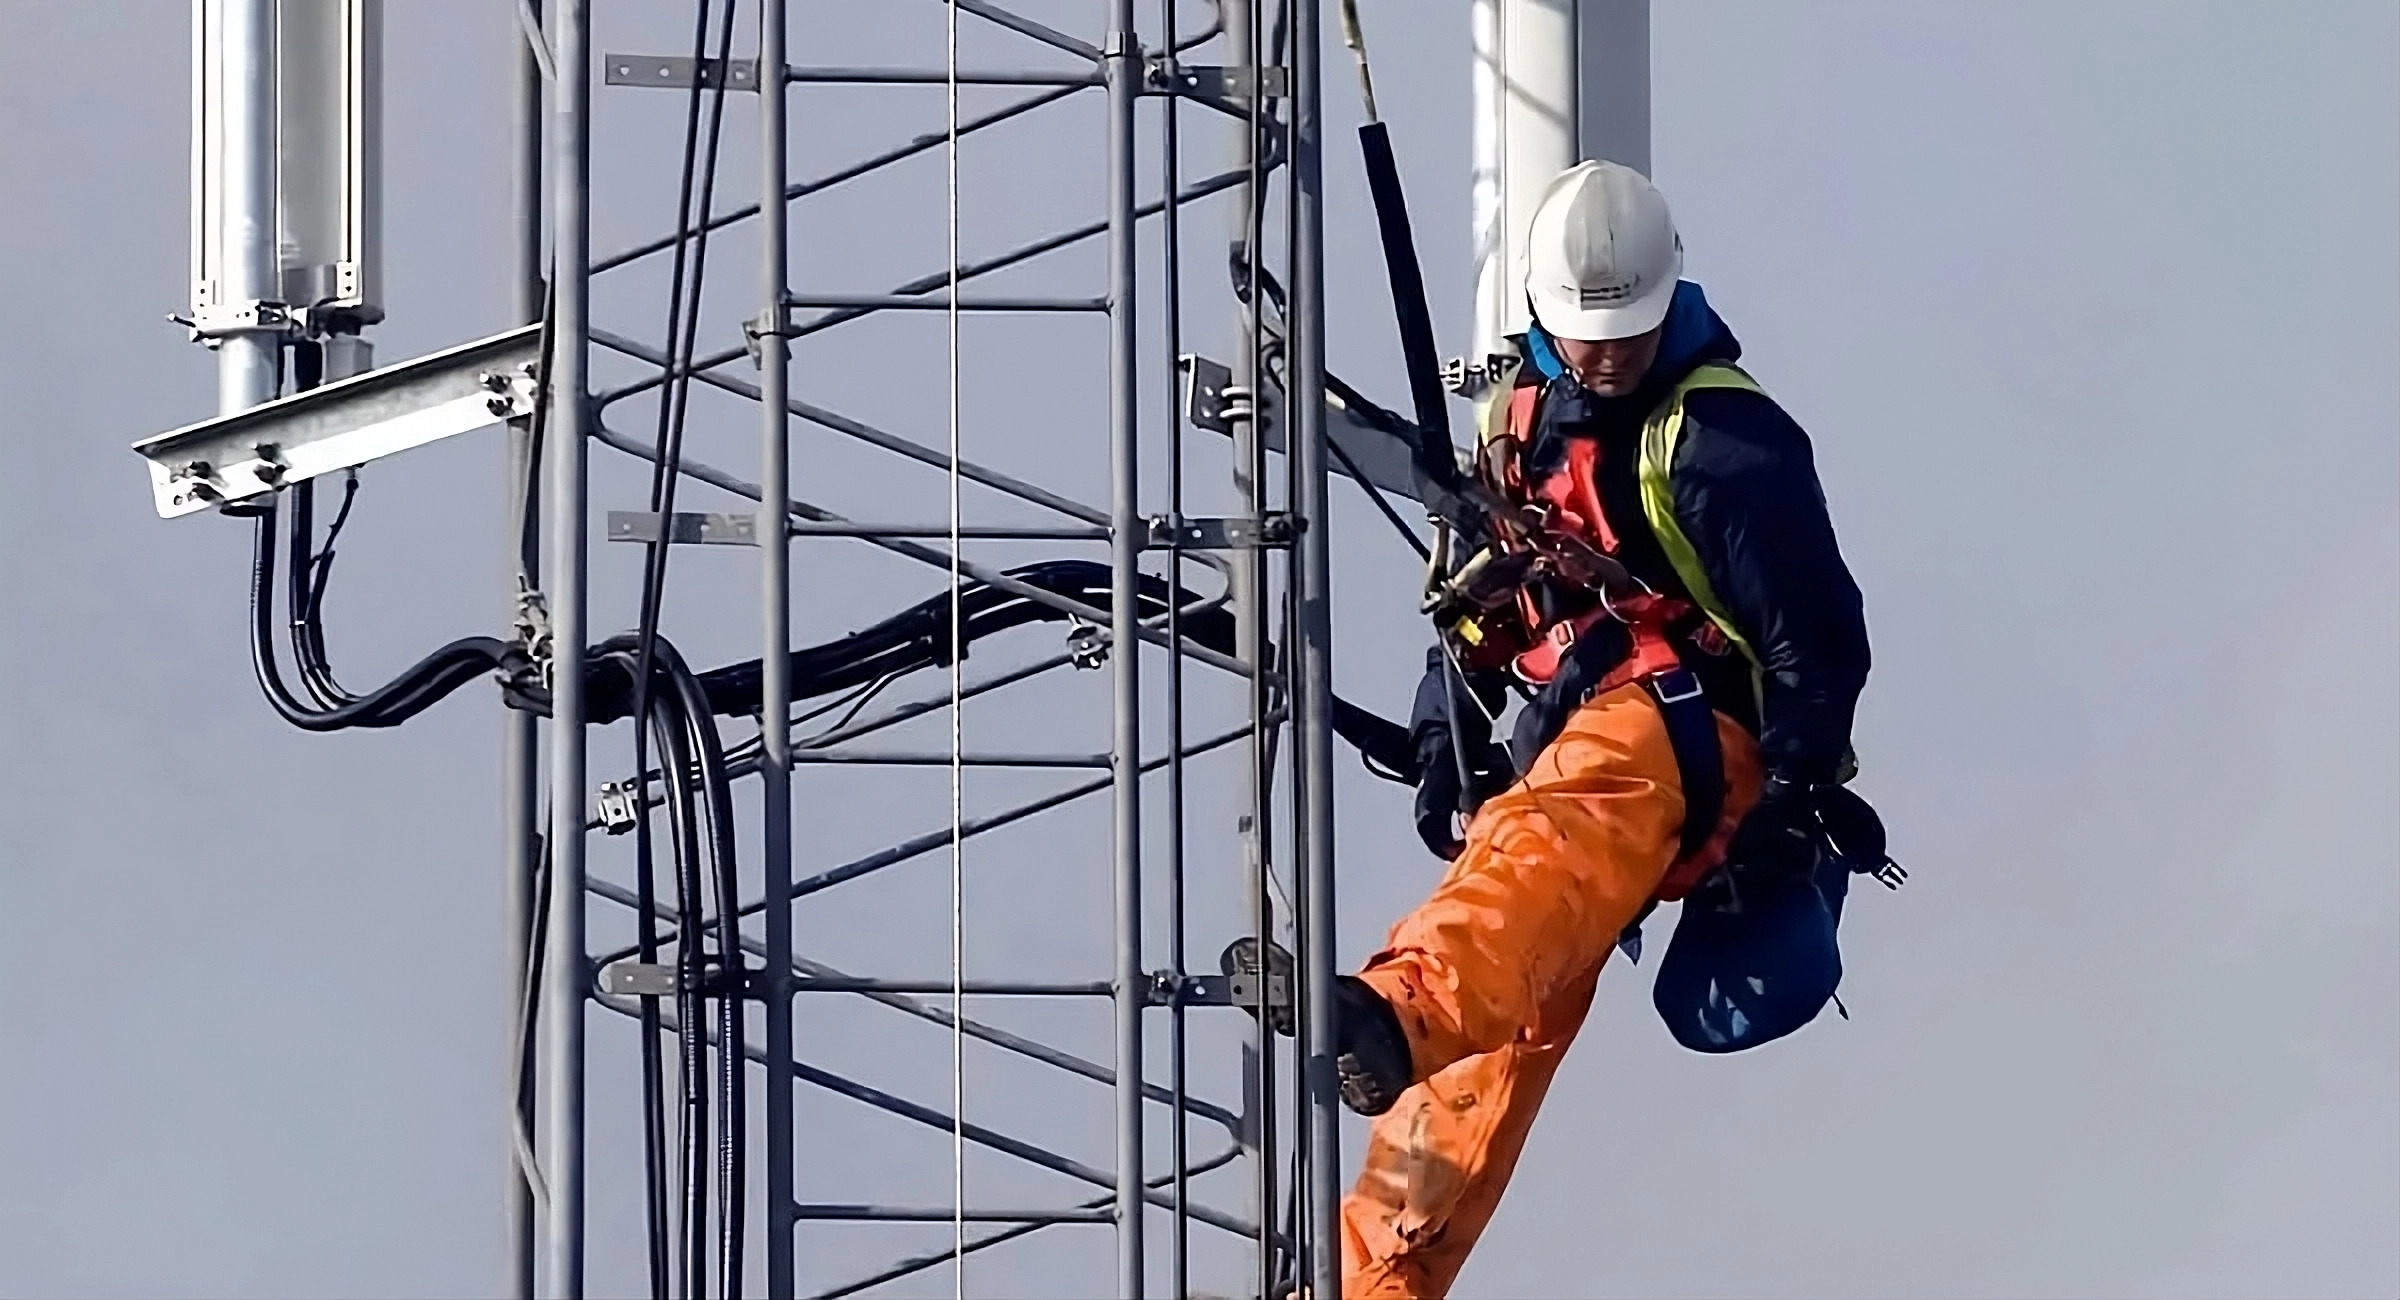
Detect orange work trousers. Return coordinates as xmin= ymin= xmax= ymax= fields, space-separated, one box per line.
xmin=1340 ymin=681 xmax=1762 ymax=1299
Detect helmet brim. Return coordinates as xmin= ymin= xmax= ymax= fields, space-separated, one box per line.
xmin=1527 ymin=264 xmax=1680 ymax=342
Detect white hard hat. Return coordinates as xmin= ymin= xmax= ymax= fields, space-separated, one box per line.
xmin=1523 ymin=160 xmax=1683 ymax=341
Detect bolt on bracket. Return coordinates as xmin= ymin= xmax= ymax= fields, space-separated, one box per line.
xmin=603 ymin=54 xmax=761 ymax=91
xmin=1146 ymin=60 xmax=1288 ymax=100
xmin=1147 ymin=970 xmax=1291 ymax=1010
xmin=607 ymin=511 xmax=759 ymax=546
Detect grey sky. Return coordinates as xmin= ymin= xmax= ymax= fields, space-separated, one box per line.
xmin=2 ymin=2 xmax=2394 ymax=1298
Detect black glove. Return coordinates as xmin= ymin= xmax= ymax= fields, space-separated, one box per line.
xmin=1726 ymin=776 xmax=1822 ymax=883
xmin=1407 ymin=647 xmax=1506 ymax=860
xmin=1413 ymin=725 xmax=1469 ymax=859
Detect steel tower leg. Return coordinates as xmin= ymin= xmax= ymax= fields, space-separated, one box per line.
xmin=1105 ymin=4 xmax=1146 ymax=1295
xmin=540 ymin=1 xmax=589 ymax=1295
xmin=1218 ymin=4 xmax=1278 ymax=1292
xmin=1290 ymin=0 xmax=1342 ymax=1291
xmin=758 ymin=1 xmax=799 ymax=1295
xmin=506 ymin=6 xmax=544 ymax=1299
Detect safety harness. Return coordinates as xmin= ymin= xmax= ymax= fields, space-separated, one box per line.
xmin=1434 ymin=356 xmax=1774 ymax=888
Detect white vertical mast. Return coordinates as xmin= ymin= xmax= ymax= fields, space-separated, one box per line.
xmin=277 ymin=0 xmax=384 ymax=379
xmin=193 ymin=0 xmax=384 ymax=407
xmin=1466 ymin=0 xmax=1648 ymax=385
xmin=195 ymin=0 xmax=283 ymax=415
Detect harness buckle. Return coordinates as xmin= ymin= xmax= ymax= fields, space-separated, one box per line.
xmin=1649 ymin=668 xmax=1704 ymax=706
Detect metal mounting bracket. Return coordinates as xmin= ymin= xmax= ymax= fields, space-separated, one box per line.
xmin=597 ymin=961 xmax=677 ymax=997
xmin=1146 ymin=60 xmax=1287 ymax=100
xmin=1181 ymin=351 xmax=1437 ymax=507
xmin=606 ymin=511 xmax=759 ymax=546
xmin=1179 ymin=354 xmax=1247 ymax=436
xmin=131 ymin=323 xmax=543 ymax=519
xmin=603 ymin=53 xmax=761 ymax=91
xmin=1144 ymin=514 xmax=1299 ymax=551
xmin=1441 ymin=352 xmax=1519 ymax=399
xmin=1148 ymin=971 xmax=1290 ymax=1010
xmin=183 ymin=298 xmax=303 ymax=344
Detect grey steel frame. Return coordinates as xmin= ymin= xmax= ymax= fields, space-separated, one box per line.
xmin=518 ymin=2 xmax=1339 ymax=1296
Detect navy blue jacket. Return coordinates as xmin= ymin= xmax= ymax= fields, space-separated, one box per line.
xmin=1507 ymin=282 xmax=1870 ymax=787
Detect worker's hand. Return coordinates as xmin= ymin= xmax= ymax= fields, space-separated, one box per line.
xmin=1413 ymin=730 xmax=1469 ymax=859
xmin=1406 ymin=646 xmax=1499 ymax=860
xmin=1727 ymin=777 xmax=1822 ymax=882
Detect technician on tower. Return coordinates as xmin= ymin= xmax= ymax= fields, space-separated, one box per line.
xmin=1241 ymin=159 xmax=1878 ymax=1298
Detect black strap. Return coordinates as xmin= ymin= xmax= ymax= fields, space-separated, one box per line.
xmin=1647 ymin=667 xmax=1724 ymax=862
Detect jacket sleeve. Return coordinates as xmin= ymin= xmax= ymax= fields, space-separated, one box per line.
xmin=1668 ymin=388 xmax=1870 ymax=785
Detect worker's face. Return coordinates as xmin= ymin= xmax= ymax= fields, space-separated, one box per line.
xmin=1553 ymin=327 xmax=1663 ymax=398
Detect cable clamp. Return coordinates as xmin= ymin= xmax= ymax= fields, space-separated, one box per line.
xmin=513 ymin=586 xmax=555 ymax=688
xmin=176 ymin=299 xmax=303 ymax=345
xmin=1065 ymin=621 xmax=1109 ymax=670
xmin=594 ymin=780 xmax=639 ymax=835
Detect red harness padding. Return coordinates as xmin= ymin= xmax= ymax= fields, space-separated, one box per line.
xmin=1497 ymin=391 xmax=1692 ymax=694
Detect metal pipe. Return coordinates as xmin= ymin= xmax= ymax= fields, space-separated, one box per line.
xmin=591 ymin=158 xmax=1269 ymax=405
xmin=1290 ymin=0 xmax=1342 ymax=1290
xmin=538 ymin=1 xmax=588 ymax=1293
xmin=802 ymin=652 xmax=1077 ymax=749
xmin=1222 ymin=4 xmax=1277 ymax=1292
xmin=780 ymin=65 xmax=1098 ymax=87
xmin=758 ymin=1 xmax=797 ymax=1294
xmin=591 ymin=329 xmax=1109 ymax=528
xmin=505 ymin=5 xmax=543 ymax=1297
xmin=593 ymin=84 xmax=1083 ymax=276
xmin=780 ymin=721 xmax=1255 ymax=905
xmin=808 ymin=1147 xmax=1246 ymax=1300
xmin=215 ymin=0 xmax=280 ymax=415
xmin=785 ymin=979 xmax=1111 ymax=997
xmin=778 ymin=292 xmax=1104 ymax=312
xmin=790 ymin=1205 xmax=1114 ymax=1224
xmin=1104 ymin=8 xmax=1144 ymax=1294
xmin=583 ymin=875 xmax=1247 ymax=1134
xmin=591 ymin=994 xmax=1261 ymax=1237
xmin=787 ymin=750 xmax=1111 ymax=768
xmin=946 ymin=0 xmax=1103 ymax=62
xmin=775 ymin=159 xmax=1268 ymax=345
xmin=1156 ymin=0 xmax=1192 ymax=1288
xmin=781 ymin=521 xmax=1108 ymax=541
xmin=585 ymin=410 xmax=1251 ymax=677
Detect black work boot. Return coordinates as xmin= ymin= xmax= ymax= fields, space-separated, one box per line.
xmin=1218 ymin=938 xmax=1415 ymax=1118
xmin=1331 ymin=975 xmax=1413 ymax=1117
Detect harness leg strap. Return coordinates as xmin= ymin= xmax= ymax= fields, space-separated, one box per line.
xmin=1648 ymin=667 xmax=1724 ymax=863
xmin=1616 ymin=667 xmax=1724 ymax=964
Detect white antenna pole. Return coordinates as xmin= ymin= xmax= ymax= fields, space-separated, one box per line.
xmin=278 ymin=0 xmax=385 ymax=381
xmin=197 ymin=0 xmax=283 ymax=415
xmin=1467 ymin=0 xmax=1648 ymax=378
xmin=194 ymin=0 xmax=384 ymax=409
